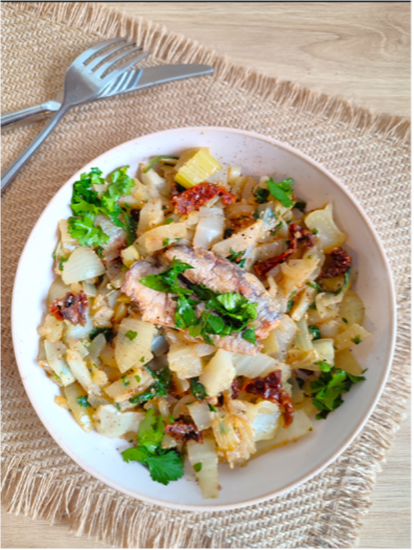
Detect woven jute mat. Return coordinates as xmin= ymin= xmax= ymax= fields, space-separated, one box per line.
xmin=1 ymin=2 xmax=410 ymax=548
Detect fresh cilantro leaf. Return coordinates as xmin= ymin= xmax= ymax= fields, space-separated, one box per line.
xmin=308 ymin=325 xmax=321 ymax=340
xmin=144 ymin=451 xmax=185 ymax=485
xmin=190 ymin=377 xmax=208 ymax=400
xmin=208 ymin=403 xmax=218 ymax=412
xmin=121 ymin=408 xmax=184 ymax=486
xmin=164 ymin=218 xmax=174 ymax=225
xmin=163 ymin=238 xmax=170 ymax=247
xmin=254 ymin=188 xmax=270 ymax=204
xmin=174 ymin=295 xmax=198 ymax=329
xmin=242 ymin=327 xmax=256 ymax=345
xmin=294 ymin=200 xmax=307 ymax=212
xmin=168 ymin=414 xmax=175 ymax=423
xmin=77 ymin=395 xmax=91 ymax=408
xmin=68 ymin=212 xmax=110 ymax=247
xmin=193 ymin=462 xmax=203 ymax=472
xmin=129 ymin=367 xmax=172 ymax=404
xmin=286 ymin=299 xmax=294 ymax=312
xmin=125 ymin=330 xmax=138 ymax=341
xmin=266 ymin=177 xmax=294 ymax=208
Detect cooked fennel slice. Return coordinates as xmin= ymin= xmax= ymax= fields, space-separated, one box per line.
xmin=174 ymin=148 xmax=222 ymax=188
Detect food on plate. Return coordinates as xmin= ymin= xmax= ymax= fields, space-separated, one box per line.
xmin=38 ymin=148 xmax=370 ymax=498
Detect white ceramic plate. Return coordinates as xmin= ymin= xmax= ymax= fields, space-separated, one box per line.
xmin=12 ymin=127 xmax=396 ymax=511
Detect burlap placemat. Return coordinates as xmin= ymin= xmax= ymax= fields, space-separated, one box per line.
xmin=1 ymin=3 xmax=410 ymax=548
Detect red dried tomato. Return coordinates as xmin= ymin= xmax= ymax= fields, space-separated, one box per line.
xmin=171 ymin=182 xmax=236 ymax=215
xmin=320 ymin=247 xmax=352 ymax=279
xmin=49 ymin=291 xmax=88 ymax=326
xmin=242 ymin=370 xmax=294 ymax=428
xmin=165 ymin=420 xmax=203 ymax=443
xmin=231 ymin=378 xmax=241 ymax=399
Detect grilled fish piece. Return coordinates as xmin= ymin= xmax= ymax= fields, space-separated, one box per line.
xmin=163 ymin=244 xmax=282 ymax=339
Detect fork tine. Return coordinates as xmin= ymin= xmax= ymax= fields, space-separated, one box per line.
xmin=74 ymin=37 xmax=129 ymax=66
xmin=93 ymin=46 xmax=144 ymax=78
xmin=101 ymin=51 xmax=150 ymax=85
xmin=104 ymin=71 xmax=131 ymax=95
xmin=86 ymin=41 xmax=140 ymax=70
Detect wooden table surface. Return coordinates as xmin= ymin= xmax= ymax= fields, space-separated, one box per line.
xmin=2 ymin=3 xmax=410 ymax=548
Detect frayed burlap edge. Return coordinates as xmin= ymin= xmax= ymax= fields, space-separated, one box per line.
xmin=1 ymin=2 xmax=411 ymax=548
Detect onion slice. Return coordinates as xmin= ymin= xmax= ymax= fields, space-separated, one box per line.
xmin=62 ymin=247 xmax=105 ymax=284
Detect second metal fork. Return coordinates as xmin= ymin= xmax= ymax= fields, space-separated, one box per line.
xmin=1 ymin=37 xmax=149 ymax=191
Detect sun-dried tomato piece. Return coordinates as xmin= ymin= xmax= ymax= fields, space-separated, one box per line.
xmin=171 ymin=182 xmax=236 ymax=215
xmin=280 ymin=390 xmax=294 ymax=428
xmin=242 ymin=370 xmax=282 ymax=403
xmin=320 ymin=247 xmax=352 ymax=278
xmin=165 ymin=420 xmax=203 ymax=443
xmin=231 ymin=378 xmax=241 ymax=399
xmin=242 ymin=370 xmax=294 ymax=427
xmin=49 ymin=291 xmax=88 ymax=326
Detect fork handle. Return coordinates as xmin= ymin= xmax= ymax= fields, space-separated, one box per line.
xmin=1 ymin=101 xmax=61 ymax=134
xmin=1 ymin=105 xmax=69 ymax=192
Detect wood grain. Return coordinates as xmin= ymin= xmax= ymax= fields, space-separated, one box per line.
xmin=1 ymin=2 xmax=410 ymax=548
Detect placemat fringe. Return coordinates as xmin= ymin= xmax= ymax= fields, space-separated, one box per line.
xmin=12 ymin=1 xmax=410 ymax=147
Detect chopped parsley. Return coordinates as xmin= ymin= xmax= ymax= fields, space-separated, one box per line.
xmin=306 ymin=281 xmax=322 ymax=293
xmin=253 ymin=208 xmax=260 ymax=220
xmin=164 ymin=218 xmax=174 ymax=225
xmin=313 ymin=360 xmax=332 ymax=372
xmin=351 ymin=335 xmax=362 ymax=345
xmin=68 ymin=166 xmax=135 ymax=248
xmin=254 ymin=188 xmax=270 ymax=204
xmin=342 ymin=318 xmax=349 ymax=324
xmin=226 ymin=248 xmax=246 ymax=268
xmin=121 ymin=408 xmax=184 ymax=485
xmin=306 ymin=368 xmax=366 ymax=420
xmin=294 ymin=200 xmax=307 ymax=212
xmin=308 ymin=325 xmax=321 ymax=340
xmin=242 ymin=327 xmax=256 ymax=345
xmin=266 ymin=177 xmax=294 ymax=208
xmin=129 ymin=366 xmax=171 ymax=404
xmin=193 ymin=462 xmax=203 ymax=473
xmin=89 ymin=327 xmax=114 ymax=341
xmin=77 ymin=395 xmax=91 ymax=408
xmin=190 ymin=377 xmax=208 ymax=400
xmin=58 ymin=257 xmax=68 ymax=271
xmin=333 ymin=270 xmax=351 ymax=296
xmin=125 ymin=330 xmax=138 ymax=341
xmin=121 ymin=375 xmax=130 ymax=387
xmin=208 ymin=403 xmax=218 ymax=413
xmin=312 ymin=228 xmax=319 ymax=235
xmin=286 ymin=299 xmax=294 ymax=312
xmin=163 ymin=238 xmax=170 ymax=247
xmin=135 ymin=375 xmax=141 ymax=383
xmin=115 ymin=402 xmax=121 ymax=411
xmin=270 ymin=221 xmax=284 ymax=236
xmin=142 ymin=155 xmax=178 ymax=174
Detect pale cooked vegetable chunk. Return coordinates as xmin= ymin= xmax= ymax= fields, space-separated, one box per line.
xmin=193 ymin=206 xmax=224 ymax=250
xmin=280 ymin=257 xmax=320 ymax=296
xmin=137 ymin=222 xmax=187 ymax=253
xmin=175 ymin=148 xmax=222 ymax=188
xmin=187 ymin=438 xmax=219 ymax=499
xmin=245 ymin=400 xmax=280 ymax=441
xmin=62 ymin=246 xmax=105 ymax=284
xmin=47 ymin=277 xmax=71 ymax=306
xmin=137 ymin=197 xmax=164 ymax=235
xmin=334 ymin=323 xmax=370 ymax=351
xmin=287 ymin=348 xmax=320 ymax=371
xmin=262 ymin=314 xmax=297 ymax=361
xmin=121 ymin=244 xmax=140 ymax=268
xmin=212 ymin=220 xmax=263 ymax=258
xmin=115 ymin=318 xmax=157 ymax=373
xmin=334 ymin=349 xmax=363 ymax=376
xmin=305 ymin=203 xmax=346 ymax=253
xmin=262 ymin=409 xmax=313 ymax=447
xmin=339 ymin=290 xmax=365 ymax=326
xmin=44 ymin=340 xmax=75 ymax=386
xmin=290 ymin=286 xmax=317 ymax=321
xmin=313 ymin=338 xmax=335 ymax=365
xmin=232 ymin=352 xmax=277 ymax=378
xmin=66 ymin=349 xmax=94 ymax=393
xmin=38 ymin=314 xmax=64 ymax=342
xmin=199 ymin=349 xmax=235 ymax=397
xmin=94 ymin=404 xmax=144 ymax=439
xmin=188 ymin=401 xmax=213 ymax=431
xmin=104 ymin=367 xmax=153 ymax=403
xmin=64 ymin=382 xmax=95 ymax=432
xmin=167 ymin=343 xmax=203 ymax=379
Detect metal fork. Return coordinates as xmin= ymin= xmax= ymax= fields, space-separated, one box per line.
xmin=1 ymin=38 xmax=149 ymax=191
